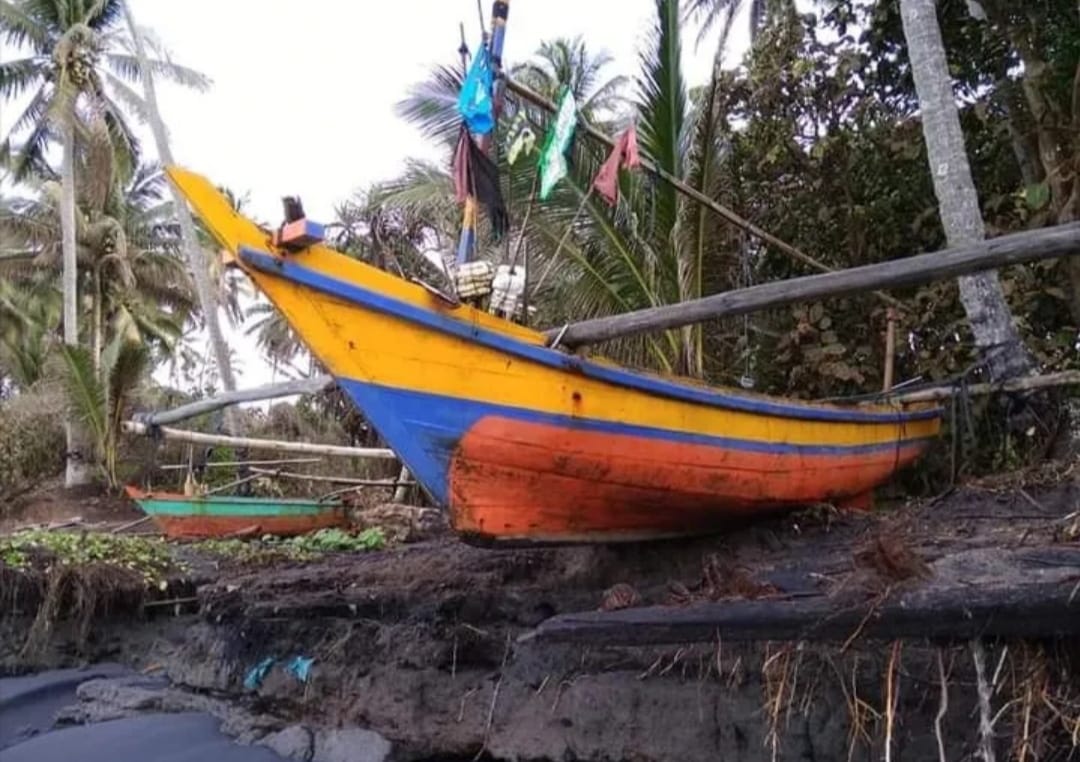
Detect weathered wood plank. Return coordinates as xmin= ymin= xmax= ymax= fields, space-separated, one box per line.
xmin=138 ymin=375 xmax=334 ymax=426
xmin=542 ymin=222 xmax=1080 ymax=348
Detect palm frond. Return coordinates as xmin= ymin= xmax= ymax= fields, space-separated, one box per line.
xmin=102 ymin=70 xmax=149 ymax=122
xmin=395 ymin=64 xmax=465 ymax=148
xmin=0 ymin=56 xmax=45 ymax=101
xmin=372 ymin=160 xmax=458 ymax=223
xmin=1 ymin=89 xmax=61 ymax=182
xmin=7 ymin=85 xmax=52 ymax=138
xmin=636 ymin=0 xmax=688 ymax=249
xmin=105 ymin=335 xmax=148 ymax=446
xmin=57 ymin=341 xmax=107 ymax=449
xmin=674 ymin=51 xmax=728 ymax=376
xmin=103 ymin=52 xmax=211 ymax=92
xmin=96 ymin=94 xmax=140 ymax=179
xmin=87 ymin=0 xmax=125 ymax=31
xmin=75 ymin=113 xmax=115 ymax=214
xmin=0 ymin=1 xmax=51 ymax=51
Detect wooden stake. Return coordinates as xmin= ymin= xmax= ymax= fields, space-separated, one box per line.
xmin=883 ymin=307 xmax=898 ymax=392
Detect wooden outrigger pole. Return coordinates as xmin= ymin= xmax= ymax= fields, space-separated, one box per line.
xmin=542 ymin=222 xmax=1080 ymax=348
xmin=140 ymin=375 xmax=334 ymax=426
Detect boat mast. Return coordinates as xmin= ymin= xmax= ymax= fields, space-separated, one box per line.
xmin=454 ymin=1 xmax=511 ymax=266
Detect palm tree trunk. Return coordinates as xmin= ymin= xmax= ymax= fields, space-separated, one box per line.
xmin=122 ymin=1 xmax=240 ymax=433
xmin=62 ymin=120 xmax=93 ymax=487
xmin=899 ymin=0 xmax=1034 ymax=381
xmin=92 ymin=264 xmax=102 ymax=373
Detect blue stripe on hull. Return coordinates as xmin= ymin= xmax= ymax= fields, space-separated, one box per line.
xmin=337 ymin=379 xmax=936 ymax=509
xmin=239 ymin=246 xmax=943 ymax=425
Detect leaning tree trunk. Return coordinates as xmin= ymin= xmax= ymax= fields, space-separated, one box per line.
xmin=899 ymin=0 xmax=1035 ymax=382
xmin=123 ymin=1 xmax=239 ymax=433
xmin=61 ymin=121 xmax=93 ymax=487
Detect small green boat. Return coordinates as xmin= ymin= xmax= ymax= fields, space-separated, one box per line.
xmin=124 ymin=486 xmax=348 ymax=539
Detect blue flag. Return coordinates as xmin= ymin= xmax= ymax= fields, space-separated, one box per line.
xmin=458 ymin=45 xmax=495 ymax=135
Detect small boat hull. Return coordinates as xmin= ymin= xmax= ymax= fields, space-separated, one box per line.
xmin=124 ymin=487 xmax=347 ymax=539
xmin=164 ymin=166 xmax=944 ymax=547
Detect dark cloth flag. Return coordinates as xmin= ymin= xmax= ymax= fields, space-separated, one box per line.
xmin=452 ymin=124 xmax=509 ymax=239
xmin=592 ymin=122 xmax=641 ymax=206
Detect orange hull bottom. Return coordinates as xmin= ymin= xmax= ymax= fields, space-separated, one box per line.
xmin=150 ymin=513 xmax=347 ymax=539
xmin=448 ymin=417 xmax=929 ymax=545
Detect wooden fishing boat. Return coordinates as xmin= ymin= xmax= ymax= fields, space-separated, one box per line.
xmin=164 ymin=166 xmax=944 ymax=546
xmin=124 ymin=486 xmax=347 ymax=539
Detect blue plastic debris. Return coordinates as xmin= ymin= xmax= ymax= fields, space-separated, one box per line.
xmin=284 ymin=656 xmax=314 ymax=683
xmin=243 ymin=657 xmax=275 ymax=691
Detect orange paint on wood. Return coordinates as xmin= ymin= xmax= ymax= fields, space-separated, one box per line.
xmin=447 ymin=417 xmax=928 ymax=544
xmin=149 ymin=511 xmax=347 ymax=540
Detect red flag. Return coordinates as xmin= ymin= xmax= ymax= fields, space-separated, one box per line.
xmin=592 ymin=122 xmax=641 ymax=206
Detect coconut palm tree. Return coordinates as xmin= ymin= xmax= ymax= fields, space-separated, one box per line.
xmin=0 ymin=0 xmax=208 ymax=486
xmin=512 ymin=37 xmax=628 ymax=122
xmin=0 ymin=272 xmax=59 ymax=388
xmin=120 ymin=0 xmax=241 ymax=433
xmin=0 ymin=121 xmax=197 ymax=374
xmin=898 ymin=0 xmax=1034 ymax=382
xmin=681 ymin=0 xmax=769 ymax=47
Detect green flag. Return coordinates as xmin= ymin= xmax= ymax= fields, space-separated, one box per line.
xmin=538 ymin=88 xmax=578 ymax=200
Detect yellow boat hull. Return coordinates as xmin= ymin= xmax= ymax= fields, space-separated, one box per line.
xmin=166 ymin=166 xmax=942 ymax=545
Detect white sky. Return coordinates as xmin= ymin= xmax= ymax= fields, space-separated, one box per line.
xmin=2 ymin=1 xmax=751 ymax=391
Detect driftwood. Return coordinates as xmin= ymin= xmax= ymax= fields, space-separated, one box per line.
xmin=523 ymin=581 xmax=1080 ymax=645
xmin=122 ymin=421 xmax=397 ymax=460
xmin=541 ymin=222 xmax=1080 ymax=348
xmin=138 ymin=375 xmax=333 ymax=426
xmin=502 ymin=77 xmax=908 ymax=308
xmin=522 ymin=547 xmax=1080 ymax=645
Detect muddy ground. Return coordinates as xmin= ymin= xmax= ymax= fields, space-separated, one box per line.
xmin=2 ymin=470 xmax=1079 ymax=761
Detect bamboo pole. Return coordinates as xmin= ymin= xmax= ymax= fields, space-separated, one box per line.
xmin=141 ymin=375 xmax=333 ymax=426
xmin=122 ymin=421 xmax=398 ymax=460
xmin=541 ymin=222 xmax=1080 ymax=348
xmin=890 ymin=370 xmax=1080 ymax=404
xmin=503 ymin=77 xmax=903 ymax=309
xmin=158 ymin=458 xmax=322 ymax=471
xmin=248 ymin=467 xmax=413 ymax=487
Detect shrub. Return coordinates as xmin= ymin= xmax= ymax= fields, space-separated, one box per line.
xmin=0 ymin=388 xmax=66 ymax=502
